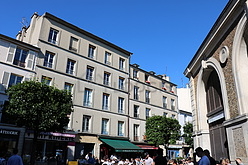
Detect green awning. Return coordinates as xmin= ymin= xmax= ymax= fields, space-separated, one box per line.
xmin=100 ymin=138 xmax=144 ymax=152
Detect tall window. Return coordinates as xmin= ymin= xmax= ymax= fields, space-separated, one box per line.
xmin=119 ymin=77 xmax=125 ymax=90
xmin=86 ymin=66 xmax=94 ymax=81
xmin=44 ymin=51 xmax=55 ymax=68
xmin=134 ymin=86 xmax=139 ymax=100
xmin=163 ymin=112 xmax=168 ymax=117
xmin=41 ymin=76 xmax=52 ymax=86
xmin=13 ymin=48 xmax=28 ymax=67
xmin=133 ymin=70 xmax=138 ymax=79
xmin=69 ymin=37 xmax=78 ymax=52
xmin=163 ymin=96 xmax=167 ymax=109
xmin=134 ymin=124 xmax=139 ymax=141
xmin=145 ymin=90 xmax=150 ymax=103
xmin=64 ymin=82 xmax=73 ymax=94
xmin=104 ymin=51 xmax=111 ymax=65
xmin=88 ymin=45 xmax=96 ymax=58
xmin=171 ymin=114 xmax=176 ymax=119
xmin=146 ymin=108 xmax=150 ymax=119
xmin=119 ymin=58 xmax=125 ymax=70
xmin=102 ymin=93 xmax=110 ymax=110
xmin=171 ymin=99 xmax=175 ymax=110
xmin=145 ymin=74 xmax=150 ymax=84
xmin=82 ymin=115 xmax=91 ymax=132
xmin=66 ymin=59 xmax=76 ymax=75
xmin=84 ymin=88 xmax=92 ymax=107
xmin=118 ymin=97 xmax=124 ymax=114
xmin=118 ymin=121 xmax=124 ymax=136
xmin=8 ymin=74 xmax=23 ymax=87
xmin=48 ymin=28 xmax=59 ymax=44
xmin=134 ymin=105 xmax=139 ymax=118
xmin=101 ymin=118 xmax=109 ymax=135
xmin=103 ymin=72 xmax=111 ymax=86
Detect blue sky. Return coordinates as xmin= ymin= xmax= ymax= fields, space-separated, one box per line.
xmin=0 ymin=0 xmax=229 ymax=87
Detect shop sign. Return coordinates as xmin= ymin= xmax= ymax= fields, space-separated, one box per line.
xmin=0 ymin=129 xmax=19 ymax=135
xmin=26 ymin=132 xmax=75 ymax=141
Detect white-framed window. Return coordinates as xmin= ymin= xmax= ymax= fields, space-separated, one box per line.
xmin=66 ymin=59 xmax=76 ymax=75
xmin=103 ymin=72 xmax=111 ymax=86
xmin=41 ymin=76 xmax=52 ymax=86
xmin=134 ymin=105 xmax=139 ymax=118
xmin=84 ymin=88 xmax=92 ymax=107
xmin=86 ymin=66 xmax=94 ymax=81
xmin=163 ymin=96 xmax=167 ymax=109
xmin=145 ymin=74 xmax=150 ymax=84
xmin=118 ymin=121 xmax=124 ymax=136
xmin=133 ymin=70 xmax=138 ymax=79
xmin=118 ymin=97 xmax=124 ymax=114
xmin=104 ymin=51 xmax=111 ymax=65
xmin=171 ymin=114 xmax=176 ymax=119
xmin=69 ymin=37 xmax=78 ymax=52
xmin=133 ymin=124 xmax=139 ymax=141
xmin=48 ymin=28 xmax=59 ymax=44
xmin=145 ymin=90 xmax=150 ymax=103
xmin=101 ymin=118 xmax=109 ymax=135
xmin=163 ymin=112 xmax=168 ymax=117
xmin=1 ymin=72 xmax=23 ymax=91
xmin=44 ymin=51 xmax=55 ymax=68
xmin=146 ymin=108 xmax=151 ymax=119
xmin=82 ymin=115 xmax=91 ymax=132
xmin=171 ymin=99 xmax=175 ymax=110
xmin=118 ymin=77 xmax=125 ymax=90
xmin=134 ymin=86 xmax=139 ymax=100
xmin=8 ymin=74 xmax=23 ymax=87
xmin=13 ymin=48 xmax=28 ymax=67
xmin=102 ymin=93 xmax=110 ymax=110
xmin=64 ymin=82 xmax=73 ymax=94
xmin=119 ymin=58 xmax=125 ymax=70
xmin=88 ymin=44 xmax=96 ymax=59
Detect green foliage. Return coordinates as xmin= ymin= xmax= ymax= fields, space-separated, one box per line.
xmin=4 ymin=80 xmax=73 ymax=133
xmin=145 ymin=115 xmax=181 ymax=147
xmin=182 ymin=122 xmax=193 ymax=146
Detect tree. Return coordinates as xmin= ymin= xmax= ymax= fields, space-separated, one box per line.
xmin=3 ymin=80 xmax=73 ymax=165
xmin=182 ymin=122 xmax=193 ymax=147
xmin=145 ymin=115 xmax=181 ymax=148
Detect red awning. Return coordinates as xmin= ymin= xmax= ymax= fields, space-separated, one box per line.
xmin=136 ymin=145 xmax=158 ymax=150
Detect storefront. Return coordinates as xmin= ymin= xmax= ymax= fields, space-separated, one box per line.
xmin=23 ymin=131 xmax=76 ymax=164
xmin=0 ymin=124 xmax=25 ymax=157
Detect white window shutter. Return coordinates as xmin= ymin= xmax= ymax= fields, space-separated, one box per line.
xmin=7 ymin=44 xmax=16 ymax=63
xmin=0 ymin=72 xmax=10 ymax=92
xmin=26 ymin=51 xmax=36 ymax=70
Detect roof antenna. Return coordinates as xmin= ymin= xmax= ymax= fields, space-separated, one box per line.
xmin=20 ymin=17 xmax=28 ymax=28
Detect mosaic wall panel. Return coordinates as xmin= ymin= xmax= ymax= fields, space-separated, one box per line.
xmin=233 ymin=127 xmax=247 ymax=157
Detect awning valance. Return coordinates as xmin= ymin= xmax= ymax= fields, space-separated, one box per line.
xmin=136 ymin=145 xmax=159 ymax=150
xmin=100 ymin=138 xmax=143 ymax=152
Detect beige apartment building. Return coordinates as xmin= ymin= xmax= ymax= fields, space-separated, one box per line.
xmin=0 ymin=12 xmax=179 ymax=161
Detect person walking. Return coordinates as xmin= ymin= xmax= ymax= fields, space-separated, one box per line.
xmin=194 ymin=147 xmax=210 ymax=165
xmin=7 ymin=149 xmax=23 ymax=165
xmin=144 ymin=153 xmax=153 ymax=165
xmin=203 ymin=149 xmax=216 ymax=165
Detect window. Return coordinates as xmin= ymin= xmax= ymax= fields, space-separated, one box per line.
xmin=82 ymin=115 xmax=91 ymax=132
xmin=101 ymin=118 xmax=109 ymax=135
xmin=48 ymin=28 xmax=59 ymax=44
xmin=145 ymin=74 xmax=150 ymax=84
xmin=118 ymin=121 xmax=124 ymax=136
xmin=145 ymin=90 xmax=150 ymax=103
xmin=103 ymin=72 xmax=111 ymax=86
xmin=104 ymin=51 xmax=111 ymax=65
xmin=119 ymin=77 xmax=125 ymax=90
xmin=84 ymin=88 xmax=93 ymax=107
xmin=102 ymin=93 xmax=110 ymax=110
xmin=8 ymin=74 xmax=23 ymax=87
xmin=44 ymin=51 xmax=55 ymax=68
xmin=86 ymin=66 xmax=94 ymax=81
xmin=162 ymin=81 xmax=166 ymax=90
xmin=146 ymin=108 xmax=151 ymax=119
xmin=13 ymin=48 xmax=28 ymax=67
xmin=133 ymin=70 xmax=138 ymax=79
xmin=134 ymin=105 xmax=139 ymax=118
xmin=41 ymin=76 xmax=52 ymax=86
xmin=119 ymin=58 xmax=125 ymax=70
xmin=64 ymin=82 xmax=73 ymax=94
xmin=88 ymin=45 xmax=96 ymax=58
xmin=163 ymin=96 xmax=167 ymax=109
xmin=134 ymin=124 xmax=139 ymax=141
xmin=171 ymin=99 xmax=175 ymax=110
xmin=66 ymin=59 xmax=76 ymax=75
xmin=134 ymin=86 xmax=139 ymax=100
xmin=69 ymin=37 xmax=78 ymax=52
xmin=163 ymin=112 xmax=168 ymax=117
xmin=118 ymin=97 xmax=124 ymax=114
xmin=172 ymin=114 xmax=176 ymax=119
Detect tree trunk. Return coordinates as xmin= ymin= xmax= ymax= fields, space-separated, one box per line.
xmin=30 ymin=130 xmax=38 ymax=165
